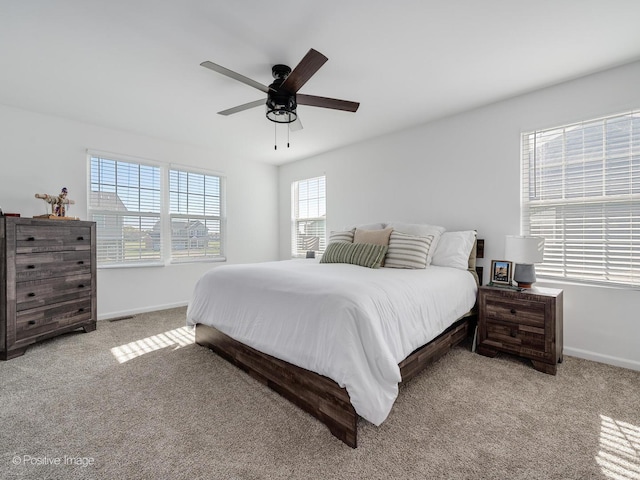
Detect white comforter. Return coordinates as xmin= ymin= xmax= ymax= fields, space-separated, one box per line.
xmin=186 ymin=260 xmax=477 ymax=425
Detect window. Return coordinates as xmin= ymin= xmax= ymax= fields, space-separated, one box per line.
xmin=169 ymin=169 xmax=222 ymax=261
xmin=89 ymin=152 xmax=225 ymax=266
xmin=291 ymin=176 xmax=326 ymax=257
xmin=521 ymin=110 xmax=640 ymax=287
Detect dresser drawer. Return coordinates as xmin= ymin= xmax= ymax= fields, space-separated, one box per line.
xmin=15 ymin=298 xmax=93 ymax=341
xmin=15 ymin=250 xmax=91 ymax=281
xmin=483 ymin=296 xmax=545 ymax=327
xmin=16 ymin=273 xmax=92 ymax=311
xmin=15 ymin=224 xmax=91 ymax=254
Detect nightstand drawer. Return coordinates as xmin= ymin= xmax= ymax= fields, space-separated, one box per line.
xmin=484 ymin=320 xmax=546 ymax=352
xmin=484 ymin=297 xmax=545 ymax=327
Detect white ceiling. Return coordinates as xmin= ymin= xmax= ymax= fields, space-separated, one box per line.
xmin=2 ymin=1 xmax=640 ymax=165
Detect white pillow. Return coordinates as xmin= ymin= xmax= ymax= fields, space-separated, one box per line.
xmin=431 ymin=230 xmax=477 ymax=270
xmin=385 ymin=222 xmax=446 ymax=265
xmin=342 ymin=222 xmax=386 ymax=231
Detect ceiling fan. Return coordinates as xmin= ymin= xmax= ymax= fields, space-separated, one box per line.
xmin=200 ymin=48 xmax=360 ymax=136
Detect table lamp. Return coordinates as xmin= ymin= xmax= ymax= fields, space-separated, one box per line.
xmin=504 ymin=235 xmax=545 ymax=288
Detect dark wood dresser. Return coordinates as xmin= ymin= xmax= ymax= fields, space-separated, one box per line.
xmin=476 ymin=285 xmax=563 ymax=375
xmin=1 ymin=216 xmax=97 ymax=360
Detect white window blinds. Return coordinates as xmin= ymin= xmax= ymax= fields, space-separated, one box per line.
xmin=292 ymin=176 xmax=326 ymax=257
xmin=521 ymin=110 xmax=640 ymax=287
xmin=89 ymin=155 xmax=162 ymax=265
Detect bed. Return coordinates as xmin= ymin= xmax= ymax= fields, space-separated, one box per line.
xmin=187 ymin=225 xmax=481 ymax=447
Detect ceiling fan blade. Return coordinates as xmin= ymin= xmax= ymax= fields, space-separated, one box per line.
xmin=201 ymin=61 xmax=274 ymax=94
xmin=297 ymin=94 xmax=360 ymax=112
xmin=280 ymin=49 xmax=328 ymax=93
xmin=218 ymin=99 xmax=265 ymax=116
xmin=289 ymin=117 xmax=303 ymax=132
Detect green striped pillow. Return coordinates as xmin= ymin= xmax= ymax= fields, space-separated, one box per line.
xmin=320 ymin=242 xmax=388 ymax=269
xmin=385 ymin=231 xmax=434 ymax=269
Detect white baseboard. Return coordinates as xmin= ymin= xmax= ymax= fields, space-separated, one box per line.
xmin=564 ymin=346 xmax=640 ymax=372
xmin=97 ymin=302 xmax=188 ymax=321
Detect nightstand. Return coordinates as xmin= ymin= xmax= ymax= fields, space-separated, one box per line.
xmin=476 ymin=285 xmax=563 ymax=375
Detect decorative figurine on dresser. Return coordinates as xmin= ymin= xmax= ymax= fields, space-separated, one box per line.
xmin=0 ymin=214 xmax=97 ymax=360
xmin=34 ymin=187 xmax=78 ymax=219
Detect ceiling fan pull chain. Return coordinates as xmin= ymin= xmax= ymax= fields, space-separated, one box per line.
xmin=287 ymin=114 xmax=290 ymax=148
xmin=274 ymin=122 xmax=277 ymax=150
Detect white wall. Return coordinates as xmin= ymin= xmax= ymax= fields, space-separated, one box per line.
xmin=278 ymin=60 xmax=640 ymax=371
xmin=0 ymin=104 xmax=279 ymax=319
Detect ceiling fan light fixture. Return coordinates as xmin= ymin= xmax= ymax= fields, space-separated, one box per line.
xmin=266 ymin=106 xmax=297 ymax=123
xmin=265 ymin=94 xmax=297 ymax=123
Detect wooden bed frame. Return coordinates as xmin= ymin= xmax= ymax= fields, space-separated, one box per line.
xmin=195 ymin=313 xmax=473 ymax=448
xmin=194 ymin=240 xmax=483 ymax=447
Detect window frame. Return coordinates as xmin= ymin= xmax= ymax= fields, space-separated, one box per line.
xmin=87 ymin=151 xmax=226 ymax=268
xmin=520 ymin=110 xmax=640 ymax=288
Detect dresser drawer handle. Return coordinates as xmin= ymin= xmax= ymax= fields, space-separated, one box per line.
xmin=77 ymin=236 xmax=85 ymax=241
xmin=78 ymin=284 xmax=85 ymax=288
xmin=27 ymin=236 xmax=35 ymax=241
xmin=77 ymin=260 xmax=84 ymax=265
xmin=78 ymin=308 xmax=85 ymax=312
xmin=510 ymin=308 xmax=517 ymax=315
xmin=28 ymin=292 xmax=36 ymax=297
xmin=28 ymin=320 xmax=37 ymax=325
xmin=27 ymin=265 xmax=36 ymax=269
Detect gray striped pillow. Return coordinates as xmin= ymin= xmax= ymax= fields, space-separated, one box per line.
xmin=384 ymin=231 xmax=434 ymax=269
xmin=320 ymin=242 xmax=388 ymax=269
xmin=329 ymin=229 xmax=355 ymax=243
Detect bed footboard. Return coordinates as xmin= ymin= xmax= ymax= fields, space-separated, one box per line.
xmin=195 ymin=324 xmax=358 ymax=447
xmin=195 ymin=316 xmax=471 ymax=448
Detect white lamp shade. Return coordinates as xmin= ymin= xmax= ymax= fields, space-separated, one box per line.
xmin=505 ymin=235 xmax=545 ymax=264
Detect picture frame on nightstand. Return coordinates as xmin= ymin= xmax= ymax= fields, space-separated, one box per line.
xmin=490 ymin=259 xmax=512 ymax=285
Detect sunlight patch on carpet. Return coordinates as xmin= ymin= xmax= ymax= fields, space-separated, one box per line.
xmin=597 ymin=415 xmax=640 ymax=480
xmin=110 ymin=326 xmax=194 ymax=363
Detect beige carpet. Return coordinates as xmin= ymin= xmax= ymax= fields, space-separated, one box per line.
xmin=1 ymin=307 xmax=639 ymax=480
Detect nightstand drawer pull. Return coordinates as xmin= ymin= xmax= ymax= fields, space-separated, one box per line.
xmin=27 ymin=236 xmax=35 ymax=241
xmin=27 ymin=265 xmax=36 ymax=269
xmin=28 ymin=320 xmax=36 ymax=325
xmin=510 ymin=308 xmax=517 ymax=314
xmin=77 ymin=236 xmax=85 ymax=241
xmin=78 ymin=284 xmax=85 ymax=288
xmin=77 ymin=260 xmax=84 ymax=265
xmin=28 ymin=293 xmax=36 ymax=297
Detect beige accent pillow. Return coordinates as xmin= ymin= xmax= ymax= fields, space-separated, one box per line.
xmin=353 ymin=227 xmax=393 ymax=246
